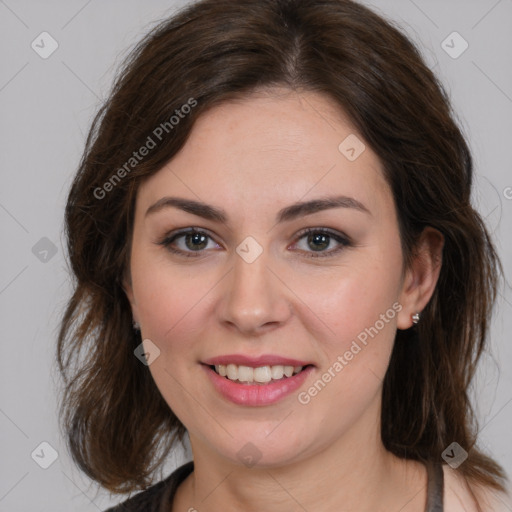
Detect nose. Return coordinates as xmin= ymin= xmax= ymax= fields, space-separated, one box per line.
xmin=217 ymin=247 xmax=292 ymax=336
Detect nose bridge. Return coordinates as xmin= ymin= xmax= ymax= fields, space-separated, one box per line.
xmin=219 ymin=240 xmax=289 ymax=333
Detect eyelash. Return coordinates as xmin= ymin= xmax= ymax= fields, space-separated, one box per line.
xmin=156 ymin=227 xmax=352 ymax=259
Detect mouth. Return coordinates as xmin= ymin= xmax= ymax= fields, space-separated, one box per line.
xmin=201 ymin=356 xmax=315 ymax=405
xmin=207 ymin=363 xmax=314 ymax=385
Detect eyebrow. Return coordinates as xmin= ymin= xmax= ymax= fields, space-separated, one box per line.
xmin=145 ymin=195 xmax=371 ymax=223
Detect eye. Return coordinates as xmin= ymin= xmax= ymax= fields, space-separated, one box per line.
xmin=291 ymin=228 xmax=352 ymax=258
xmin=157 ymin=227 xmax=352 ymax=259
xmin=157 ymin=228 xmax=221 ymax=258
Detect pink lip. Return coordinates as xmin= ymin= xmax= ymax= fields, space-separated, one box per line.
xmin=203 ymin=354 xmax=312 ymax=367
xmin=201 ymin=364 xmax=314 ymax=406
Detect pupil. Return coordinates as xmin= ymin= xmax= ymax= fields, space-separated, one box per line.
xmin=186 ymin=232 xmax=207 ymax=250
xmin=309 ymin=233 xmax=329 ymax=251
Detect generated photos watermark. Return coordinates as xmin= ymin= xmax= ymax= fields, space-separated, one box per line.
xmin=298 ymin=301 xmax=403 ymax=405
xmin=94 ymin=97 xmax=197 ymax=200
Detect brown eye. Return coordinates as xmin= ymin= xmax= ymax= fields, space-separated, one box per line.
xmin=182 ymin=232 xmax=209 ymax=251
xmin=293 ymin=228 xmax=351 ymax=258
xmin=307 ymin=232 xmax=330 ymax=251
xmin=157 ymin=228 xmax=220 ymax=258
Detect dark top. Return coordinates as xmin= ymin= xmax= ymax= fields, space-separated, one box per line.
xmin=104 ymin=461 xmax=194 ymax=512
xmin=104 ymin=460 xmax=444 ymax=511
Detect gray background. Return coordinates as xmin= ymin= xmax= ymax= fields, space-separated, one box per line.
xmin=0 ymin=0 xmax=511 ymax=510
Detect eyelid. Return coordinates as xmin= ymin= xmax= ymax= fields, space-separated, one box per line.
xmin=293 ymin=226 xmax=350 ymax=243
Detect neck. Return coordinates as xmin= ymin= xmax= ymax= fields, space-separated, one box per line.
xmin=173 ymin=403 xmax=427 ymax=512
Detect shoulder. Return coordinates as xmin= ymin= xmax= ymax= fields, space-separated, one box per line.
xmin=442 ymin=465 xmax=512 ymax=512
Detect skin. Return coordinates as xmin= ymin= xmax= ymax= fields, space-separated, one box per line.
xmin=124 ymin=87 xmax=448 ymax=511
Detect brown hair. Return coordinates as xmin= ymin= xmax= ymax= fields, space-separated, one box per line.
xmin=57 ymin=0 xmax=508 ymax=497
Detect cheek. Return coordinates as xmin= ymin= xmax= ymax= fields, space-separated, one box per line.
xmin=293 ymin=255 xmax=402 ymax=352
xmin=130 ymin=259 xmax=216 ymax=425
xmin=130 ymin=244 xmax=213 ymax=356
xmin=293 ymin=269 xmax=401 ymax=434
xmin=134 ymin=269 xmax=211 ymax=354
xmin=289 ymin=251 xmax=403 ymax=414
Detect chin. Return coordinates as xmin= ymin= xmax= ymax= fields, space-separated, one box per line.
xmin=210 ymin=429 xmax=312 ymax=469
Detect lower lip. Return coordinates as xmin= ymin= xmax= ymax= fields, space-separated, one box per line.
xmin=202 ymin=364 xmax=314 ymax=406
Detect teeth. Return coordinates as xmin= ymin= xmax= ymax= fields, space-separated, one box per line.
xmin=254 ymin=366 xmax=272 ymax=383
xmin=238 ymin=365 xmax=254 ymax=382
xmin=214 ymin=364 xmax=304 ymax=383
xmin=270 ymin=365 xmax=284 ymax=379
xmin=227 ymin=364 xmax=238 ymax=380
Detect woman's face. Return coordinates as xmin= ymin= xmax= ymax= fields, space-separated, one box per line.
xmin=125 ymin=88 xmax=428 ymax=467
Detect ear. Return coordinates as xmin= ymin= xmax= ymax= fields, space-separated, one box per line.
xmin=396 ymin=227 xmax=444 ymax=330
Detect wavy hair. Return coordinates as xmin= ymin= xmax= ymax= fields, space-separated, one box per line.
xmin=57 ymin=0 xmax=507 ymax=495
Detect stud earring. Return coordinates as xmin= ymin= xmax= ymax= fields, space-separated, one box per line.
xmin=133 ymin=320 xmax=140 ymax=330
xmin=411 ymin=313 xmax=420 ymax=325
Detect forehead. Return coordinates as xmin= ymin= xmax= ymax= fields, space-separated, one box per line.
xmin=136 ymin=89 xmax=393 ymax=221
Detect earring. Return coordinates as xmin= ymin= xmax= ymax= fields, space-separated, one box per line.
xmin=411 ymin=313 xmax=420 ymax=325
xmin=133 ymin=320 xmax=140 ymax=330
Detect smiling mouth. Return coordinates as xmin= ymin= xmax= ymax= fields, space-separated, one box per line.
xmin=209 ymin=363 xmax=313 ymax=385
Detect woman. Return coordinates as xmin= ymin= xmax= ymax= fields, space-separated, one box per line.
xmin=57 ymin=0 xmax=511 ymax=510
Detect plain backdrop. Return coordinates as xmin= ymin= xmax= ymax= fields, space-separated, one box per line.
xmin=0 ymin=0 xmax=511 ymax=510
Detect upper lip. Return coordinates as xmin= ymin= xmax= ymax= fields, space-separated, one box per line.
xmin=203 ymin=354 xmax=313 ymax=367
